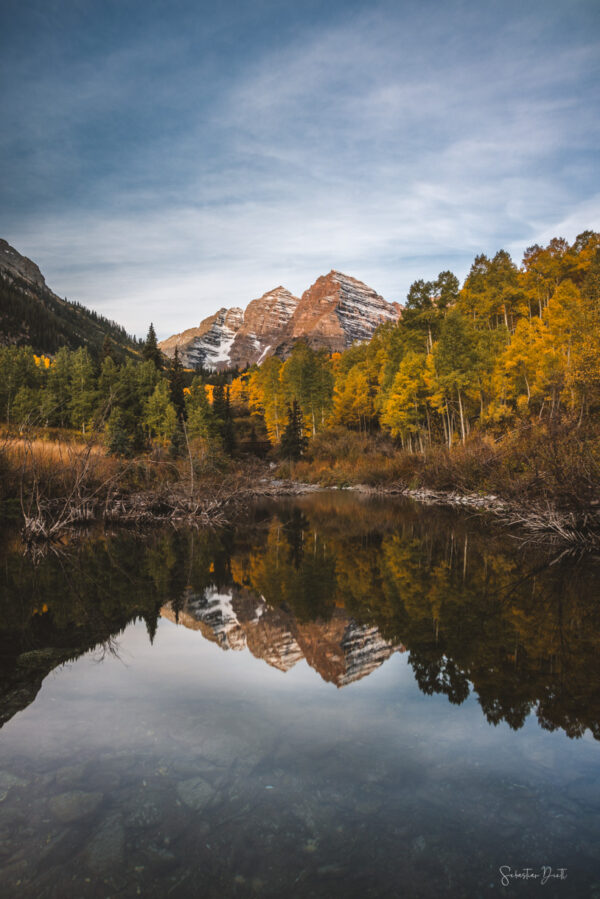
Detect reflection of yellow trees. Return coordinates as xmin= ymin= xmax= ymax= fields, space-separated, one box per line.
xmin=228 ymin=502 xmax=600 ymax=739
xmin=333 ymin=540 xmax=383 ymax=612
xmin=229 ymin=556 xmax=249 ymax=588
xmin=3 ymin=500 xmax=600 ymax=740
xmin=246 ymin=520 xmax=338 ymax=621
xmin=376 ymin=527 xmax=600 ymax=737
xmin=248 ymin=526 xmax=288 ymax=608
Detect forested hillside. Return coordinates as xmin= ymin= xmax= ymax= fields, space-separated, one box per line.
xmin=2 ymin=231 xmax=599 ymax=509
xmin=239 ymin=231 xmax=600 ymax=449
xmin=0 ymin=239 xmax=139 ymax=359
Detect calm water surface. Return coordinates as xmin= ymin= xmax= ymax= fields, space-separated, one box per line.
xmin=0 ymin=493 xmax=599 ymax=898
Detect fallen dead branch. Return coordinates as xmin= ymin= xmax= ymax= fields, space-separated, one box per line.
xmin=353 ymin=482 xmax=600 ymax=549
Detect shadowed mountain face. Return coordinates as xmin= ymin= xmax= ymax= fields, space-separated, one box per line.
xmin=1 ymin=493 xmax=600 ymax=737
xmin=0 ymin=239 xmax=138 ymax=358
xmin=159 ymin=271 xmax=400 ymax=370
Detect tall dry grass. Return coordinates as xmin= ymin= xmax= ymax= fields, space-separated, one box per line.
xmin=0 ymin=428 xmax=246 ymax=539
xmin=287 ymin=421 xmax=600 ymax=511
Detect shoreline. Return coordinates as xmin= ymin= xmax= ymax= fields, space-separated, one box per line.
xmin=250 ymin=477 xmax=600 ymax=549
xmin=10 ymin=465 xmax=600 ymax=551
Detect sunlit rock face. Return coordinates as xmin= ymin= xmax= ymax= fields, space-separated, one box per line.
xmin=161 ymin=588 xmax=402 ymax=686
xmin=228 ymin=287 xmax=300 ymax=370
xmin=158 ymin=271 xmax=400 ymax=370
xmin=277 ymin=270 xmax=401 ymax=355
xmin=158 ymin=287 xmax=299 ymax=371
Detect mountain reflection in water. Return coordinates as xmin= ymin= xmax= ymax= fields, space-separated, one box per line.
xmin=1 ymin=493 xmax=599 ymax=739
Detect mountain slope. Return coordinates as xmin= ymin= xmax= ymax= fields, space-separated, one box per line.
xmin=229 ymin=286 xmax=300 ymax=369
xmin=0 ymin=239 xmax=139 ymax=358
xmin=277 ymin=270 xmax=401 ymax=355
xmin=158 ymin=306 xmax=245 ymax=369
xmin=159 ymin=271 xmax=400 ymax=370
xmin=159 ymin=286 xmax=300 ymax=370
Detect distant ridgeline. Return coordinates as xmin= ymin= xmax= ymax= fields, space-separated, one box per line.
xmin=0 ymin=239 xmax=139 ymax=359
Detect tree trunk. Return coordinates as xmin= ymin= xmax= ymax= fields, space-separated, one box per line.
xmin=457 ymin=388 xmax=466 ymax=445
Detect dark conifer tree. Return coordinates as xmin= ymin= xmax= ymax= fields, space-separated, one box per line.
xmin=212 ymin=383 xmax=227 ymax=420
xmin=144 ymin=611 xmax=159 ymax=644
xmin=221 ymin=386 xmax=237 ymax=455
xmin=212 ymin=384 xmax=236 ymax=454
xmin=248 ymin=424 xmax=261 ymax=456
xmin=582 ymin=250 xmax=600 ymax=312
xmin=168 ymin=347 xmax=186 ymax=420
xmin=169 ymin=420 xmax=186 ymax=458
xmin=102 ymin=334 xmax=116 ymax=362
xmin=280 ymin=400 xmax=307 ymax=460
xmin=143 ymin=323 xmax=163 ymax=369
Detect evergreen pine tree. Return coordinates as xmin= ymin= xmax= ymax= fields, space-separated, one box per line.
xmin=221 ymin=386 xmax=237 ymax=455
xmin=144 ymin=611 xmax=159 ymax=644
xmin=248 ymin=424 xmax=261 ymax=456
xmin=212 ymin=383 xmax=227 ymax=420
xmin=168 ymin=347 xmax=186 ymax=420
xmin=102 ymin=334 xmax=115 ymax=362
xmin=279 ymin=400 xmax=307 ymax=460
xmin=169 ymin=420 xmax=186 ymax=458
xmin=143 ymin=323 xmax=163 ymax=369
xmin=211 ymin=383 xmax=236 ymax=454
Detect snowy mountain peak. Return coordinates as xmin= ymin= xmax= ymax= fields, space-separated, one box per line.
xmin=159 ymin=271 xmax=400 ymax=370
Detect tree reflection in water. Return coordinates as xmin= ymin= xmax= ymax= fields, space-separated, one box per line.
xmin=1 ymin=492 xmax=599 ymax=738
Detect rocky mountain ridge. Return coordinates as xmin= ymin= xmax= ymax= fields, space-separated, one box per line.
xmin=0 ymin=238 xmax=138 ymax=358
xmin=159 ymin=270 xmax=400 ymax=370
xmin=0 ymin=238 xmax=47 ymax=288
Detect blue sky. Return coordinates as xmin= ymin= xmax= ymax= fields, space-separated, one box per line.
xmin=1 ymin=0 xmax=598 ymax=338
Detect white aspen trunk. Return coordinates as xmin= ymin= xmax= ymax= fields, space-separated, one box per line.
xmin=457 ymin=388 xmax=466 ymax=445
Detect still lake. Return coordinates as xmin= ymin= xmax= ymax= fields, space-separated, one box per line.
xmin=0 ymin=493 xmax=599 ymax=898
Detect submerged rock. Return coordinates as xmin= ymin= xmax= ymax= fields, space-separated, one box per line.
xmin=0 ymin=770 xmax=27 ymax=802
xmin=54 ymin=763 xmax=87 ymax=788
xmin=176 ymin=777 xmax=214 ymax=811
xmin=85 ymin=813 xmax=125 ymax=872
xmin=125 ymin=793 xmax=164 ymax=829
xmin=48 ymin=790 xmax=103 ymax=823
